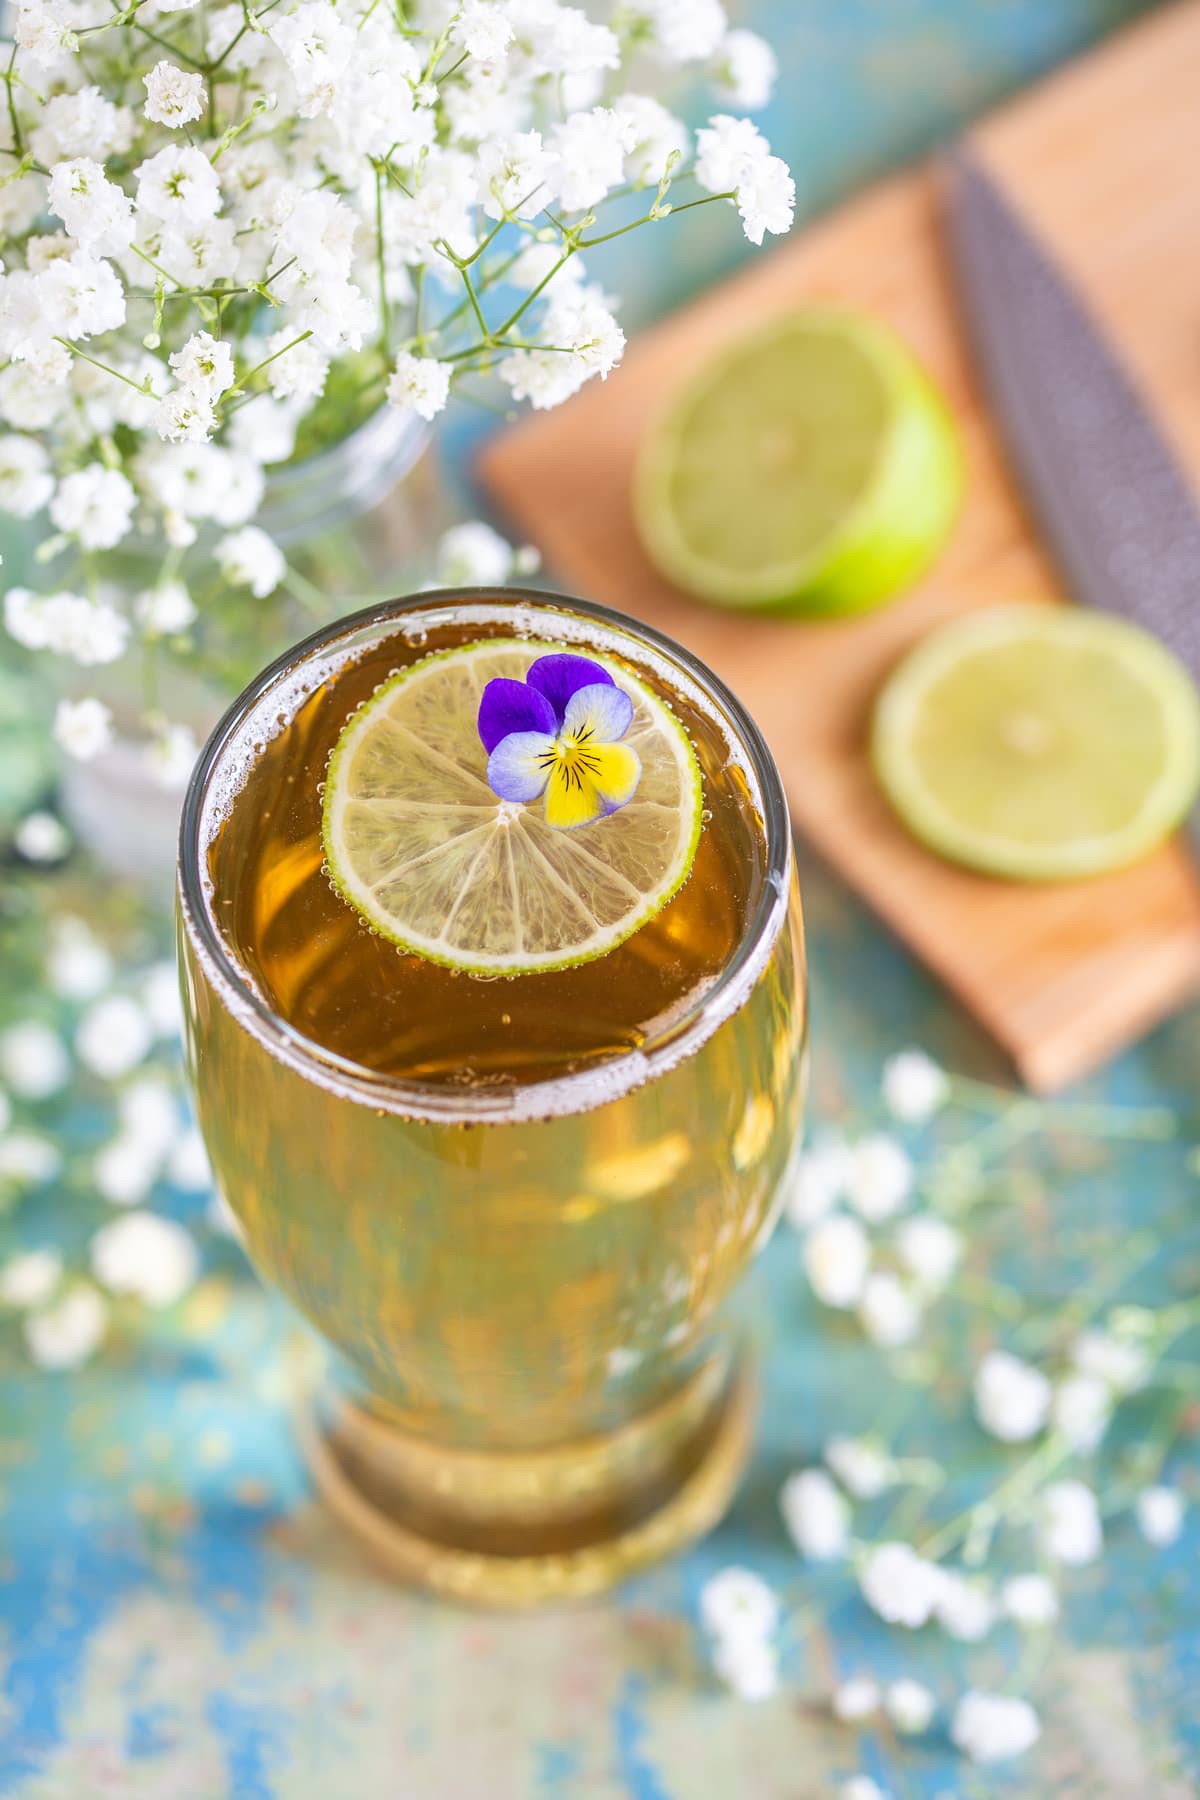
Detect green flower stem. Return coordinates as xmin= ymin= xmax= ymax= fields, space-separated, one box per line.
xmin=918 ymin=1435 xmax=1073 ymax=1564
xmin=54 ymin=338 xmax=152 ymax=396
xmin=221 ymin=328 xmax=312 ymax=414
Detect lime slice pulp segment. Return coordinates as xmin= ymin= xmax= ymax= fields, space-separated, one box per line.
xmin=871 ymin=604 xmax=1200 ymax=880
xmin=322 ymin=639 xmax=704 ymax=974
xmin=633 ymin=308 xmax=963 ymax=617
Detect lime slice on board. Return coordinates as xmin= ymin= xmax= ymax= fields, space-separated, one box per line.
xmin=633 ymin=308 xmax=963 ymax=617
xmin=871 ymin=605 xmax=1200 ymax=880
xmin=322 ymin=639 xmax=704 ymax=974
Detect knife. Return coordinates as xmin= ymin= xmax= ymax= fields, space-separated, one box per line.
xmin=942 ymin=148 xmax=1200 ymax=861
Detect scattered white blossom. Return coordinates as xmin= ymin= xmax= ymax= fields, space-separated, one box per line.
xmin=498 ymin=283 xmax=625 ymax=409
xmin=882 ymin=1050 xmax=950 ymax=1123
xmin=934 ymin=1570 xmax=996 ymax=1642
xmin=0 ymin=1249 xmax=63 ymax=1309
xmin=825 ymin=1436 xmax=895 ymax=1500
xmin=168 ymin=1126 xmax=212 ymax=1191
xmin=136 ymin=581 xmax=197 ymax=637
xmin=135 ymin=145 xmax=222 ymax=224
xmin=14 ymin=811 xmax=70 ymax=863
xmin=803 ymin=1214 xmax=870 ymax=1309
xmin=0 ymin=1021 xmax=71 ymax=1099
xmin=1052 ymin=1373 xmax=1111 ymax=1452
xmin=145 ymin=720 xmax=200 ymax=789
xmin=143 ymin=60 xmax=206 ymax=128
xmin=15 ymin=0 xmax=80 ymax=66
xmin=0 ymin=434 xmax=54 ymax=516
xmin=1136 ymin=1485 xmax=1185 ymax=1547
xmin=699 ymin=1567 xmax=779 ymax=1643
xmin=54 ymin=697 xmax=114 ymax=762
xmin=1072 ymin=1328 xmax=1150 ymax=1395
xmin=263 ymin=329 xmax=329 ymax=404
xmin=884 ymin=1679 xmax=936 ymax=1735
xmin=973 ymin=1350 xmax=1051 ymax=1443
xmin=94 ymin=1135 xmax=162 ymax=1206
xmin=839 ymin=1782 xmax=888 ymax=1800
xmin=216 ymin=526 xmax=286 ymax=598
xmin=46 ymin=916 xmax=112 ymax=999
xmin=858 ymin=1272 xmax=921 ymax=1347
xmin=0 ymin=1132 xmax=63 ymax=1185
xmin=547 ymin=107 xmax=635 ymax=213
xmin=951 ymin=1691 xmax=1040 ymax=1765
xmin=91 ymin=1210 xmax=199 ymax=1307
xmin=153 ymin=387 xmax=219 ymax=445
xmin=895 ymin=1215 xmax=962 ymax=1291
xmin=6 ymin=589 xmax=130 ymax=664
xmin=780 ymin=1468 xmax=850 ymax=1561
xmin=142 ymin=963 xmax=183 ymax=1037
xmin=831 ymin=1676 xmax=879 ymax=1722
xmin=858 ymin=1542 xmax=945 ymax=1629
xmin=784 ymin=1139 xmax=850 ymax=1228
xmin=635 ymin=0 xmax=728 ymax=63
xmin=695 ymin=114 xmax=794 ymax=244
xmin=386 ymin=352 xmax=452 ymax=422
xmin=1038 ymin=1479 xmax=1103 ymax=1565
xmin=711 ymin=1634 xmax=778 ymax=1702
xmin=169 ymin=331 xmax=236 ymax=400
xmin=611 ymin=93 xmax=689 ymax=186
xmin=47 ymin=158 xmax=134 ymax=253
xmin=452 ymin=0 xmax=514 ymax=63
xmin=712 ymin=29 xmax=778 ymax=111
xmin=24 ymin=1285 xmax=108 ymax=1369
xmin=434 ymin=520 xmax=520 ymax=588
xmin=75 ymin=994 xmax=153 ymax=1079
xmin=1001 ymin=1573 xmax=1059 ymax=1627
xmin=845 ymin=1135 xmax=913 ymax=1223
xmin=49 ymin=465 xmax=137 ymax=550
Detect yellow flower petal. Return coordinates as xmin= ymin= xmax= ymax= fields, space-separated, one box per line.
xmin=544 ymin=764 xmax=605 ymax=829
xmin=588 ymin=742 xmax=641 ymax=812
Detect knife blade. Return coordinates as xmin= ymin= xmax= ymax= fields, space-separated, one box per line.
xmin=942 ymin=148 xmax=1200 ymax=859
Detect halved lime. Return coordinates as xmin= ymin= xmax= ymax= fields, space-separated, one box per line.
xmin=633 ymin=309 xmax=962 ymax=616
xmin=322 ymin=639 xmax=703 ymax=973
xmin=871 ymin=605 xmax=1200 ymax=880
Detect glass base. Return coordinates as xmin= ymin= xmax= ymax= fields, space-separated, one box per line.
xmin=296 ymin=1351 xmax=756 ymax=1608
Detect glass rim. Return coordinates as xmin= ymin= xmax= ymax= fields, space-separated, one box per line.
xmin=177 ymin=587 xmax=794 ymax=1122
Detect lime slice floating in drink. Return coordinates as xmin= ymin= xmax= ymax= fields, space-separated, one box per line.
xmin=871 ymin=604 xmax=1200 ymax=880
xmin=633 ymin=309 xmax=963 ymax=616
xmin=322 ymin=639 xmax=704 ymax=973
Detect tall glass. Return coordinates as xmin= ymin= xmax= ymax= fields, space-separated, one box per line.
xmin=177 ymin=590 xmax=806 ymax=1605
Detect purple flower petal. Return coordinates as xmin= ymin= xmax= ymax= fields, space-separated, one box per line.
xmin=478 ymin=677 xmax=557 ymax=752
xmin=487 ymin=730 xmax=555 ymax=803
xmin=562 ymin=682 xmax=634 ymax=745
xmin=526 ymin=654 xmax=613 ymax=727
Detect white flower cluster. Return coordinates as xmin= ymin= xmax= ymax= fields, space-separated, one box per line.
xmin=0 ymin=0 xmax=792 ymax=758
xmin=699 ymin=1567 xmax=780 ymax=1701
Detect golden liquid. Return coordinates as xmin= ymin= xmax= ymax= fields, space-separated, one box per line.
xmin=207 ymin=616 xmax=761 ymax=1085
xmin=180 ymin=597 xmax=806 ymax=1515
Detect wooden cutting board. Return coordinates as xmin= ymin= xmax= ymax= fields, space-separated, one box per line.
xmin=479 ymin=0 xmax=1200 ymax=1093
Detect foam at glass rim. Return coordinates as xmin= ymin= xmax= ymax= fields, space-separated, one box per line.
xmin=182 ymin=598 xmax=793 ymax=1126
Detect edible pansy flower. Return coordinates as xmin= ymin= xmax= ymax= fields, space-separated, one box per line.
xmin=478 ymin=653 xmax=641 ymax=830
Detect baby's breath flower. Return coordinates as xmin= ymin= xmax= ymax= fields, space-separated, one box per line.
xmin=1038 ymin=1479 xmax=1103 ymax=1565
xmin=825 ymin=1436 xmax=895 ymax=1500
xmin=46 ymin=916 xmax=112 ymax=1000
xmin=882 ymin=1049 xmax=950 ymax=1123
xmin=434 ymin=521 xmax=518 ymax=588
xmin=14 ymin=811 xmax=70 ymax=863
xmin=24 ymin=1286 xmax=107 ymax=1370
xmin=47 ymin=159 xmax=135 ymax=254
xmin=547 ymin=107 xmax=635 ymax=213
xmin=1001 ymin=1573 xmax=1059 ymax=1627
xmin=803 ymin=1213 xmax=870 ymax=1309
xmin=933 ymin=1570 xmax=995 ymax=1642
xmin=699 ymin=1567 xmax=779 ymax=1643
xmin=135 ymin=145 xmax=222 ymax=224
xmin=216 ymin=526 xmax=286 ymax=598
xmin=845 ymin=1135 xmax=913 ymax=1223
xmin=54 ymin=696 xmax=114 ymax=762
xmin=386 ymin=352 xmax=452 ymax=423
xmin=632 ymin=0 xmax=728 ymax=64
xmin=780 ymin=1468 xmax=850 ymax=1561
xmin=951 ymin=1691 xmax=1040 ymax=1764
xmin=168 ymin=1126 xmax=212 ymax=1192
xmin=143 ymin=60 xmax=207 ymax=128
xmin=135 ymin=580 xmax=197 ymax=637
xmin=15 ymin=0 xmax=79 ymax=65
xmin=76 ymin=994 xmax=153 ymax=1080
xmin=0 ymin=1250 xmax=63 ymax=1309
xmin=1136 ymin=1485 xmax=1185 ymax=1547
xmin=895 ymin=1214 xmax=961 ymax=1291
xmin=858 ymin=1271 xmax=921 ymax=1347
xmin=1051 ymin=1373 xmax=1111 ymax=1452
xmin=145 ymin=721 xmax=200 ymax=789
xmin=831 ymin=1676 xmax=879 ymax=1722
xmin=712 ymin=29 xmax=778 ymax=111
xmin=0 ymin=434 xmax=54 ymax=517
xmin=153 ymin=388 xmax=219 ymax=445
xmin=169 ymin=331 xmax=235 ymax=400
xmin=91 ymin=1210 xmax=199 ymax=1308
xmin=973 ymin=1349 xmax=1051 ymax=1443
xmin=884 ymin=1679 xmax=936 ymax=1734
xmin=453 ymin=0 xmax=515 ymax=65
xmin=858 ymin=1542 xmax=945 ymax=1629
xmin=1072 ymin=1328 xmax=1150 ymax=1395
xmin=839 ymin=1781 xmax=888 ymax=1800
xmin=785 ymin=1138 xmax=851 ymax=1228
xmin=0 ymin=1021 xmax=70 ymax=1100
xmin=49 ymin=465 xmax=137 ymax=551
xmin=711 ymin=1634 xmax=778 ymax=1702
xmin=0 ymin=1132 xmax=63 ymax=1186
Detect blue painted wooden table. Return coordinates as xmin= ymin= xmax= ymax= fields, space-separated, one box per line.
xmin=4 ymin=3 xmax=1197 ymax=1796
